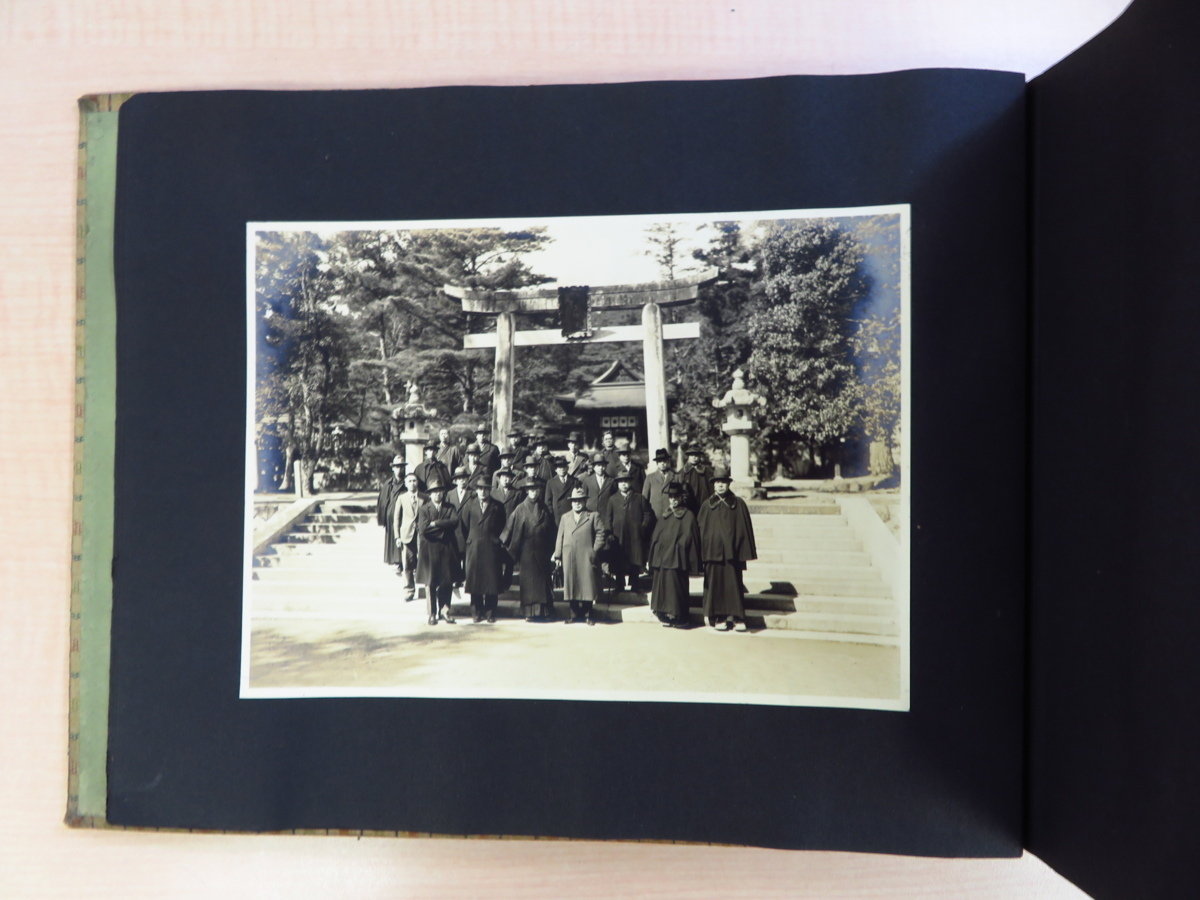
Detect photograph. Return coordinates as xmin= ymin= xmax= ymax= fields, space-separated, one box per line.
xmin=241 ymin=206 xmax=910 ymax=709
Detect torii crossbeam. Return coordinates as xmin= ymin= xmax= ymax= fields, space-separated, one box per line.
xmin=445 ymin=267 xmax=718 ymax=455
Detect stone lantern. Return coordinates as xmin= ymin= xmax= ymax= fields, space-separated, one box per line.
xmin=712 ymin=369 xmax=766 ymax=498
xmin=393 ymin=381 xmax=437 ymax=471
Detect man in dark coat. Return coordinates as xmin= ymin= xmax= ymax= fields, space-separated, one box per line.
xmin=602 ymin=470 xmax=655 ymax=593
xmin=416 ymin=476 xmax=461 ymax=626
xmin=610 ymin=444 xmax=646 ymax=495
xmin=501 ymin=476 xmax=556 ymax=621
xmin=678 ymin=445 xmax=712 ymax=513
xmin=458 ymin=475 xmax=508 ymax=623
xmin=648 ymin=481 xmax=702 ymax=627
xmin=446 ymin=466 xmax=472 ymax=511
xmin=581 ymin=452 xmax=617 ymax=520
xmin=464 ymin=444 xmax=483 ymax=482
xmin=474 ymin=424 xmax=501 ymax=481
xmin=376 ymin=454 xmax=406 ymax=568
xmin=697 ymin=466 xmax=758 ymax=632
xmin=491 ymin=466 xmax=520 ymax=588
xmin=553 ymin=486 xmax=607 ymax=625
xmin=544 ymin=455 xmax=576 ymax=526
xmin=530 ymin=435 xmax=555 ymax=484
xmin=413 ymin=440 xmax=451 ymax=495
xmin=435 ymin=427 xmax=463 ymax=475
xmin=565 ymin=431 xmax=589 ymax=481
xmin=490 ymin=450 xmax=517 ymax=491
xmin=643 ymin=448 xmax=688 ymax=519
xmin=599 ymin=429 xmax=621 ymax=474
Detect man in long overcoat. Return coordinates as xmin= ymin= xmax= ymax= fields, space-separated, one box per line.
xmin=491 ymin=466 xmax=520 ymax=588
xmin=553 ymin=486 xmax=607 ymax=625
xmin=501 ymin=477 xmax=556 ymax=621
xmin=376 ymin=454 xmax=406 ymax=568
xmin=459 ymin=475 xmax=508 ymax=623
xmin=416 ymin=476 xmax=461 ymax=626
xmin=697 ymin=466 xmax=758 ymax=631
xmin=602 ymin=471 xmax=655 ymax=593
xmin=610 ymin=445 xmax=645 ymax=495
xmin=648 ymin=481 xmax=702 ymax=627
xmin=435 ymin=427 xmax=463 ymax=475
xmin=544 ymin=455 xmax=576 ymax=525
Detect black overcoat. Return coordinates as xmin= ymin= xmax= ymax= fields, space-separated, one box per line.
xmin=415 ymin=499 xmax=463 ymax=586
xmin=458 ymin=497 xmax=509 ymax=596
xmin=602 ymin=489 xmax=655 ymax=571
xmin=544 ymin=475 xmax=576 ymax=525
xmin=648 ymin=507 xmax=702 ymax=619
xmin=376 ymin=477 xmax=405 ymax=564
xmin=697 ymin=492 xmax=758 ymax=617
xmin=501 ymin=498 xmax=556 ymax=611
xmin=580 ymin=472 xmax=617 ymax=519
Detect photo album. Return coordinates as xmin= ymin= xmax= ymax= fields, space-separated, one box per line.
xmin=68 ymin=2 xmax=1200 ymax=897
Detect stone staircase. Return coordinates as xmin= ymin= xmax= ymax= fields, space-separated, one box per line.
xmin=250 ymin=494 xmax=901 ymax=645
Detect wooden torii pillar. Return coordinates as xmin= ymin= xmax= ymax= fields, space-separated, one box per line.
xmin=445 ymin=268 xmax=717 ymax=456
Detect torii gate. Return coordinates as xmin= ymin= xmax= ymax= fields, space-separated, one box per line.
xmin=444 ymin=267 xmax=718 ymax=456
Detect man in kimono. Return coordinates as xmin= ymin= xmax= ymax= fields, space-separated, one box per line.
xmin=678 ymin=445 xmax=712 ymax=513
xmin=376 ymin=454 xmax=406 ymax=570
xmin=581 ymin=452 xmax=617 ymax=520
xmin=501 ymin=476 xmax=556 ymax=622
xmin=648 ymin=481 xmax=702 ymax=628
xmin=697 ymin=466 xmax=758 ymax=632
xmin=416 ymin=475 xmax=461 ymax=626
xmin=602 ymin=470 xmax=655 ymax=593
xmin=553 ymin=486 xmax=607 ymax=626
xmin=459 ymin=474 xmax=508 ymax=623
xmin=544 ymin=455 xmax=576 ymax=526
xmin=643 ymin=448 xmax=687 ymax=519
xmin=565 ymin=431 xmax=589 ymax=481
xmin=474 ymin=424 xmax=501 ymax=481
xmin=391 ymin=470 xmax=423 ymax=602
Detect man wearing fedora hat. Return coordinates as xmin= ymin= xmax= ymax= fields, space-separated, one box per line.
xmin=565 ymin=431 xmax=589 ymax=481
xmin=679 ymin=445 xmax=712 ymax=513
xmin=458 ymin=474 xmax=508 ymax=623
xmin=648 ymin=481 xmax=702 ymax=628
xmin=416 ymin=475 xmax=461 ymax=626
xmin=501 ymin=475 xmax=557 ymax=622
xmin=544 ymin=455 xmax=576 ymax=527
xmin=414 ymin=438 xmax=451 ymax=495
xmin=602 ymin=469 xmax=655 ymax=594
xmin=376 ymin=454 xmax=407 ymax=569
xmin=474 ymin=423 xmax=501 ymax=481
xmin=553 ymin=485 xmax=608 ymax=625
xmin=643 ymin=447 xmax=689 ymax=519
xmin=698 ymin=466 xmax=758 ymax=632
xmin=581 ymin=452 xmax=617 ymax=520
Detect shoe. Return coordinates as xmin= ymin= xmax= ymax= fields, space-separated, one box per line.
xmin=472 ymin=614 xmax=482 ymax=623
xmin=734 ymin=620 xmax=749 ymax=632
xmin=661 ymin=621 xmax=674 ymax=628
xmin=403 ymin=593 xmax=416 ymax=603
xmin=441 ymin=611 xmax=456 ymax=624
xmin=564 ymin=615 xmax=575 ymax=625
xmin=721 ymin=620 xmax=734 ymax=631
xmin=486 ymin=612 xmax=496 ymax=623
xmin=427 ymin=615 xmax=438 ymax=626
xmin=586 ymin=616 xmax=595 ymax=626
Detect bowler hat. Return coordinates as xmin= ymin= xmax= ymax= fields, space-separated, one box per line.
xmin=710 ymin=466 xmax=733 ymax=483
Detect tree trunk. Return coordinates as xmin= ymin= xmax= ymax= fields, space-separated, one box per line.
xmin=869 ymin=440 xmax=895 ymax=477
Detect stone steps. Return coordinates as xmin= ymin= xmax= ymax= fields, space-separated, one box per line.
xmin=248 ymin=498 xmax=901 ymax=644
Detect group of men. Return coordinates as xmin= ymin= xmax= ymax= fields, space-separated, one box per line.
xmin=376 ymin=425 xmax=758 ymax=631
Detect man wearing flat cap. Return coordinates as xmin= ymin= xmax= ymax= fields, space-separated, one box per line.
xmin=553 ymin=485 xmax=608 ymax=625
xmin=698 ymin=466 xmax=758 ymax=632
xmin=501 ymin=476 xmax=556 ymax=622
xmin=376 ymin=454 xmax=407 ymax=570
xmin=416 ymin=475 xmax=460 ymax=626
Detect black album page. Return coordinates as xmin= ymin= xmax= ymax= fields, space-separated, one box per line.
xmin=1029 ymin=0 xmax=1200 ymax=896
xmin=109 ymin=70 xmax=1027 ymax=855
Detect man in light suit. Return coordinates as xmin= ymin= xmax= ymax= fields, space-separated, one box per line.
xmin=392 ymin=470 xmax=423 ymax=602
